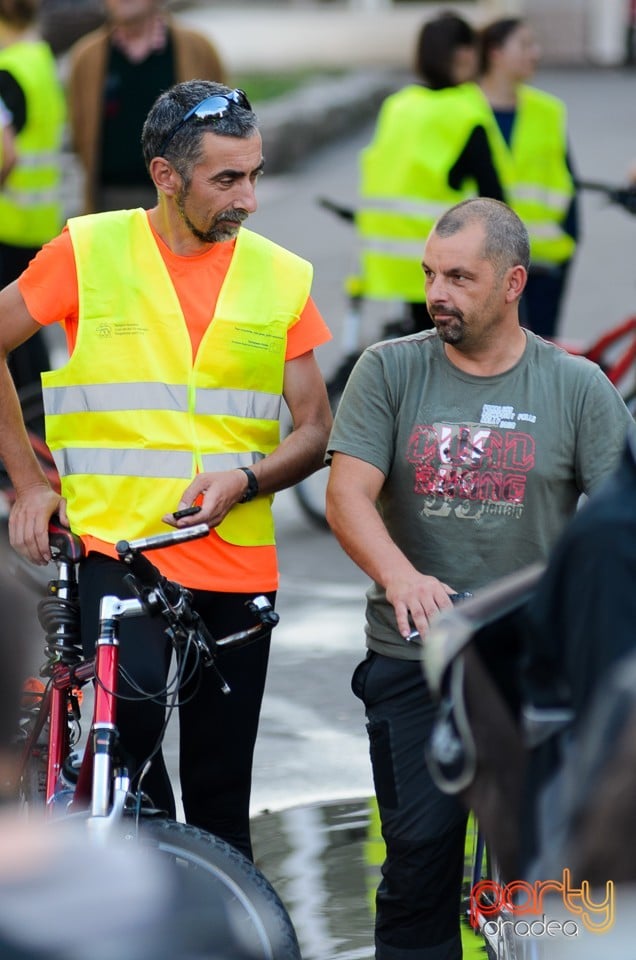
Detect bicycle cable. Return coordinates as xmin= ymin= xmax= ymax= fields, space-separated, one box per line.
xmin=128 ymin=632 xmax=201 ymax=815
xmin=94 ymin=618 xmax=206 ymax=707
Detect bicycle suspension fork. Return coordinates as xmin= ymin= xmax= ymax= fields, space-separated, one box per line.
xmin=90 ymin=595 xmax=146 ymax=823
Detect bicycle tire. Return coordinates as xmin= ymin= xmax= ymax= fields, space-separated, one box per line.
xmin=477 ymin=846 xmax=524 ymax=960
xmin=15 ymin=683 xmax=50 ymax=812
xmin=18 ymin=743 xmax=48 ymax=811
xmin=292 ymin=366 xmax=352 ymax=531
xmin=623 ymin=385 xmax=636 ymax=419
xmin=17 ymin=382 xmax=46 ymax=438
xmin=292 ymin=466 xmax=331 ymax=531
xmin=121 ymin=817 xmax=302 ymax=960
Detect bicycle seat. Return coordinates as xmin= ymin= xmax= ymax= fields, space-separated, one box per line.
xmin=48 ymin=516 xmax=84 ymax=564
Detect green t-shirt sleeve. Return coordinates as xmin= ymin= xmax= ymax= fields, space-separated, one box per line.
xmin=327 ymin=346 xmax=396 ymax=477
xmin=575 ymin=366 xmax=635 ymax=494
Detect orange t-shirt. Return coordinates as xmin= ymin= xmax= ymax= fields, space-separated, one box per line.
xmin=18 ymin=217 xmax=331 ymax=591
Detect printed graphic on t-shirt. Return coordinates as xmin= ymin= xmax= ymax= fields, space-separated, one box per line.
xmin=407 ymin=411 xmax=536 ymax=519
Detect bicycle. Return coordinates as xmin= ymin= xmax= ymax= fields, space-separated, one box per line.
xmin=293 ymin=187 xmax=636 ymax=529
xmin=12 ymin=515 xmax=302 ymax=960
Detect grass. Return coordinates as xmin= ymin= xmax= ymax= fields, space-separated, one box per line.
xmin=232 ymin=68 xmax=346 ymax=103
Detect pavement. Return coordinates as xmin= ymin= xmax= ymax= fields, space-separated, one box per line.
xmin=173 ymin=2 xmax=477 ymax=73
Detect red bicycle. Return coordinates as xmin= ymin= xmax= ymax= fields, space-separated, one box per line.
xmin=13 ymin=516 xmax=301 ymax=960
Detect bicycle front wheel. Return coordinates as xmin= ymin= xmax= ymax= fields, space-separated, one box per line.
xmin=292 ymin=363 xmax=352 ymax=531
xmin=123 ymin=817 xmax=301 ymax=960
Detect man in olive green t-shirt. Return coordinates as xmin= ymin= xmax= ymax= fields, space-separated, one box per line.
xmin=326 ymin=197 xmax=633 ymax=960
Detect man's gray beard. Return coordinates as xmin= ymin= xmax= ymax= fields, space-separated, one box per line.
xmin=176 ymin=194 xmax=246 ymax=243
xmin=433 ymin=319 xmax=465 ymax=344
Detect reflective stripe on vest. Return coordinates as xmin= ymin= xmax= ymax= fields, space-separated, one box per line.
xmin=52 ymin=448 xmax=263 ymax=479
xmin=0 ymin=41 xmax=65 ymax=246
xmin=357 ymin=197 xmax=454 ymax=219
xmin=44 ymin=382 xmax=281 ymax=420
xmin=512 ymin=185 xmax=573 ymax=208
xmin=42 ymin=210 xmax=313 ymax=547
xmin=2 ymin=185 xmax=62 ymax=208
xmin=356 ymin=83 xmax=497 ymax=302
xmin=360 ymin=237 xmax=434 ymax=260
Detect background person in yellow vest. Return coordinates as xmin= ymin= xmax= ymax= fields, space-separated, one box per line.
xmin=0 ymin=0 xmax=65 ymax=402
xmin=356 ymin=11 xmax=505 ymax=333
xmin=68 ymin=0 xmax=226 ymax=214
xmin=478 ymin=17 xmax=579 ymax=340
xmin=0 ymin=79 xmax=333 ymax=861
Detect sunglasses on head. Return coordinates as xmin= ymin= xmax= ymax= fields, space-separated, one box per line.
xmin=159 ymin=88 xmax=252 ymax=156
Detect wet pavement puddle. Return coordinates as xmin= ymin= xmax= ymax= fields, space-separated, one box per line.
xmin=252 ymin=797 xmax=488 ymax=959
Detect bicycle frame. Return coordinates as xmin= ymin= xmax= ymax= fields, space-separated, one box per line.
xmin=18 ymin=520 xmax=279 ymax=834
xmin=82 ymin=594 xmax=153 ymax=823
xmin=17 ymin=546 xmax=147 ymax=822
xmin=556 ymin=314 xmax=636 ymax=397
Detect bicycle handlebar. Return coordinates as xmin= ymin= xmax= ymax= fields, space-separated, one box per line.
xmin=115 ymin=523 xmax=210 ymax=558
xmin=319 ymin=184 xmax=636 ymax=221
xmin=317 ymin=196 xmax=356 ymax=222
xmin=114 ymin=522 xmax=278 ymax=684
xmin=406 ymin=592 xmax=474 ymax=643
xmin=575 ymin=179 xmax=636 ymax=215
xmin=45 ymin=518 xmax=278 ymax=689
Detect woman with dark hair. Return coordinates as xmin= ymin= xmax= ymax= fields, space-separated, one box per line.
xmin=414 ymin=10 xmax=477 ymax=89
xmin=478 ymin=17 xmax=579 ymax=338
xmin=356 ymin=11 xmax=505 ymax=331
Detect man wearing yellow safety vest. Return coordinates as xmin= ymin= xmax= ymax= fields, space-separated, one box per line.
xmin=0 ymin=80 xmax=333 ymax=861
xmin=478 ymin=17 xmax=578 ymax=339
xmin=356 ymin=12 xmax=505 ymax=333
xmin=0 ymin=0 xmax=66 ymax=398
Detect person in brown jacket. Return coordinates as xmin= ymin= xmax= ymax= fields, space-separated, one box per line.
xmin=67 ymin=0 xmax=226 ymax=213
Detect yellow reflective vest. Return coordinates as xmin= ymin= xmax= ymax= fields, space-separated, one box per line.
xmin=0 ymin=41 xmax=66 ymax=247
xmin=42 ymin=210 xmax=313 ymax=546
xmin=477 ymin=84 xmax=576 ymax=267
xmin=356 ymin=83 xmax=496 ymax=303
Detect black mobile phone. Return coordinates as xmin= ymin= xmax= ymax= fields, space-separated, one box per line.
xmin=172 ymin=505 xmax=202 ymax=520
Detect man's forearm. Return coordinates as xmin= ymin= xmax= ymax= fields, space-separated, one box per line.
xmin=326 ymin=488 xmax=416 ymax=589
xmin=252 ymin=419 xmax=331 ymax=496
xmin=326 ymin=471 xmax=455 ymax=638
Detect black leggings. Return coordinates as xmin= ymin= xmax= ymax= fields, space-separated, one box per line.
xmin=78 ymin=553 xmax=273 ymax=860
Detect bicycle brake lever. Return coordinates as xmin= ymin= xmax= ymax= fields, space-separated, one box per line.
xmin=207 ymin=661 xmax=230 ymax=695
